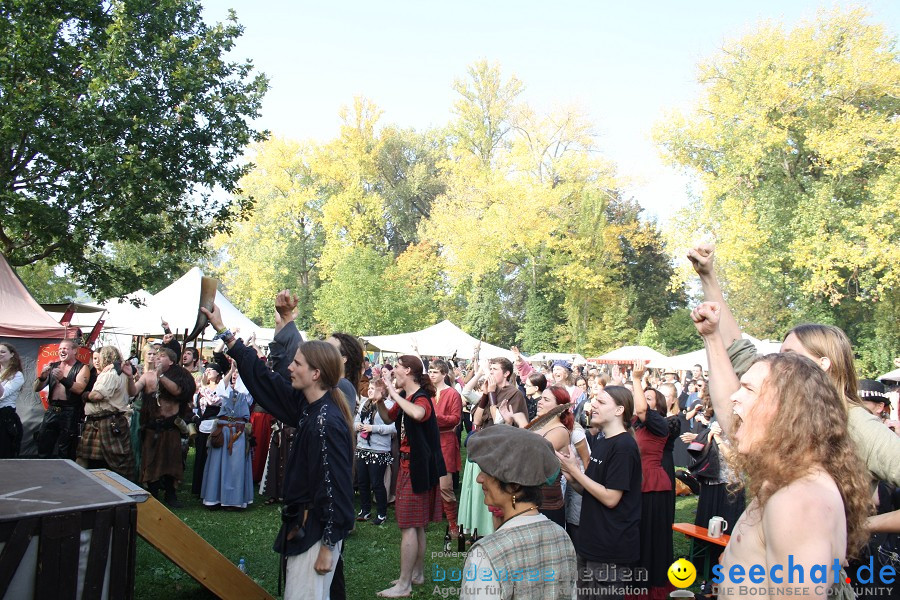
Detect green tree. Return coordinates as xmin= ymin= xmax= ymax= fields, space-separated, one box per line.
xmin=637 ymin=318 xmax=664 ymax=352
xmin=212 ymin=138 xmax=323 ymax=328
xmin=655 ymin=8 xmax=900 ymax=372
xmin=14 ymin=261 xmax=78 ymax=303
xmin=0 ymin=0 xmax=268 ymax=298
xmin=658 ymin=309 xmax=704 ymax=355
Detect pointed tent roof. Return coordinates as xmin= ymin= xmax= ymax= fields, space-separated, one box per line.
xmin=150 ymin=267 xmax=266 ymax=340
xmin=588 ymin=345 xmax=667 ymax=365
xmin=364 ymin=320 xmax=514 ymax=360
xmin=0 ymin=252 xmax=71 ymax=338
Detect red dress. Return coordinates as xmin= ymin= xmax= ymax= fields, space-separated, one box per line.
xmin=434 ymin=387 xmax=462 ymax=473
xmin=388 ymin=395 xmax=443 ymax=529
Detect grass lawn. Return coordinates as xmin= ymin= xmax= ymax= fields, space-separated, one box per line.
xmin=134 ymin=450 xmax=703 ymax=599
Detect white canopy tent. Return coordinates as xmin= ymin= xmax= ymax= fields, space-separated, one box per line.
xmin=879 ymin=368 xmax=900 ymax=383
xmin=97 ymin=290 xmax=161 ymax=335
xmin=588 ymin=345 xmax=667 ymax=365
xmin=648 ymin=334 xmax=784 ymax=371
xmin=150 ymin=267 xmax=268 ymax=342
xmin=93 ymin=268 xmax=270 ymax=344
xmin=363 ymin=320 xmax=514 ymax=360
xmin=526 ymin=352 xmax=587 ymax=365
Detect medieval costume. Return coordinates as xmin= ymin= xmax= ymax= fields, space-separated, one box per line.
xmin=228 ymin=339 xmax=354 ymax=600
xmin=388 ymin=389 xmax=445 ymax=529
xmin=201 ymin=378 xmax=254 ymax=508
xmin=140 ymin=365 xmax=195 ymax=505
xmin=36 ymin=359 xmax=86 ymax=459
xmin=78 ymin=366 xmax=135 ymax=480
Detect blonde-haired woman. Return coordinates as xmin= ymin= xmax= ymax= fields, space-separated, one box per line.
xmin=79 ymin=346 xmax=136 ymax=479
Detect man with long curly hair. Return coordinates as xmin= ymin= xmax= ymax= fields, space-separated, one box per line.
xmin=716 ymin=353 xmax=871 ymax=599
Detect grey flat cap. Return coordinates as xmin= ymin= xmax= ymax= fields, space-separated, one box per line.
xmin=467 ymin=425 xmax=560 ymax=487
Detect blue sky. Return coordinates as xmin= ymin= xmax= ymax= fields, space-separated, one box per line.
xmin=200 ymin=1 xmax=900 ymax=220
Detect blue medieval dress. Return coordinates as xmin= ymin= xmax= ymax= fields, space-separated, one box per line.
xmin=201 ymin=379 xmax=254 ymax=508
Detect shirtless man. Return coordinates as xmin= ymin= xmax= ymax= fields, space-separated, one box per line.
xmin=34 ymin=338 xmax=90 ymax=459
xmin=701 ymin=350 xmax=870 ymax=599
xmin=134 ymin=347 xmax=195 ymax=507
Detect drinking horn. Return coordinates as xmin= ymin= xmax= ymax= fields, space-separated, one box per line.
xmin=185 ymin=276 xmax=218 ymax=343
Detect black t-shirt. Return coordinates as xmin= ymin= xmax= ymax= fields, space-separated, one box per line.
xmin=575 ymin=431 xmax=642 ymax=564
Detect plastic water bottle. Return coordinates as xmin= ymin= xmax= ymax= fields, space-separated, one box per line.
xmin=238 ymin=558 xmax=247 ymax=574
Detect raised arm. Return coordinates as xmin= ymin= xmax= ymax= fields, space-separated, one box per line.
xmin=631 ymin=360 xmax=648 ymax=422
xmin=691 ymin=302 xmax=739 ymax=437
xmin=688 ymin=244 xmax=743 ymax=347
xmin=201 ymin=304 xmax=302 ymax=425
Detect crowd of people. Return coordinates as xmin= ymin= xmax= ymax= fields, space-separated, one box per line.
xmin=1 ymin=243 xmax=899 ymax=600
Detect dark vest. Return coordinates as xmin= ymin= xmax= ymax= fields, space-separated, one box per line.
xmin=400 ymin=389 xmax=447 ymax=493
xmin=49 ymin=360 xmax=85 ymax=405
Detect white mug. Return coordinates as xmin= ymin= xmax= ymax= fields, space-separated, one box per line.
xmin=708 ymin=516 xmax=728 ymax=538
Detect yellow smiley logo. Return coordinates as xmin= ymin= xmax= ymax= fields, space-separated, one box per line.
xmin=667 ymin=558 xmax=697 ymax=588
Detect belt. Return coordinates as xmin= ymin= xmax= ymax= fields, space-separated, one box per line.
xmin=86 ymin=412 xmax=120 ymax=421
xmin=49 ymin=401 xmax=77 ymax=408
xmin=399 ymin=451 xmax=410 ymax=460
xmin=48 ymin=405 xmax=76 ymax=413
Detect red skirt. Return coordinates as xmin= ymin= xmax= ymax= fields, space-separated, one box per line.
xmin=250 ymin=411 xmax=274 ymax=483
xmin=395 ymin=460 xmax=442 ymax=529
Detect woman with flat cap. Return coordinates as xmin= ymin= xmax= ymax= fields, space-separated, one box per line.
xmin=461 ymin=426 xmax=577 ymax=600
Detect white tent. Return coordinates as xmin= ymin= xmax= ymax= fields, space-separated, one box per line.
xmin=648 ymin=348 xmax=707 ymax=371
xmin=363 ymin=320 xmax=514 ymax=360
xmin=150 ymin=267 xmax=267 ymax=341
xmin=526 ymin=352 xmax=587 ymax=365
xmin=648 ymin=333 xmax=783 ymax=371
xmin=879 ymin=368 xmax=900 ymax=383
xmin=99 ymin=290 xmax=162 ymax=335
xmin=588 ymin=345 xmax=667 ymax=365
xmin=95 ymin=268 xmax=268 ymax=343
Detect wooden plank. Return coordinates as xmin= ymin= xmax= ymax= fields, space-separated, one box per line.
xmin=109 ymin=504 xmax=134 ymax=600
xmin=0 ymin=518 xmax=37 ymax=593
xmin=136 ymin=496 xmax=274 ymax=600
xmin=82 ymin=508 xmax=113 ymax=600
xmin=125 ymin=506 xmax=138 ymax=599
xmin=56 ymin=514 xmax=82 ymax=600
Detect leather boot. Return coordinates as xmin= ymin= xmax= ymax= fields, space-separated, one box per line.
xmin=163 ymin=476 xmax=183 ymax=509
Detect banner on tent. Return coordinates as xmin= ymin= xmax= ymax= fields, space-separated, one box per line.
xmin=34 ymin=343 xmax=93 ymax=409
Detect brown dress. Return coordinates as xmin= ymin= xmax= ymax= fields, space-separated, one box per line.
xmin=139 ymin=366 xmax=195 ymax=484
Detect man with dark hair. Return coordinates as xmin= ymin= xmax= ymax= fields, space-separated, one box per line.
xmin=135 ymin=346 xmax=196 ymax=507
xmin=181 ymin=347 xmax=202 ymax=381
xmin=473 ymin=357 xmax=528 ymax=429
xmin=34 ymin=338 xmax=91 ymax=459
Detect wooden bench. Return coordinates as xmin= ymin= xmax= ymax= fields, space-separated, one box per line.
xmin=672 ymin=522 xmax=730 ymax=580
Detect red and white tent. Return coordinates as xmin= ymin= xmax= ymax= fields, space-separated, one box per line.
xmin=0 ymin=252 xmax=75 ymax=455
xmin=0 ymin=252 xmax=71 ymax=338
